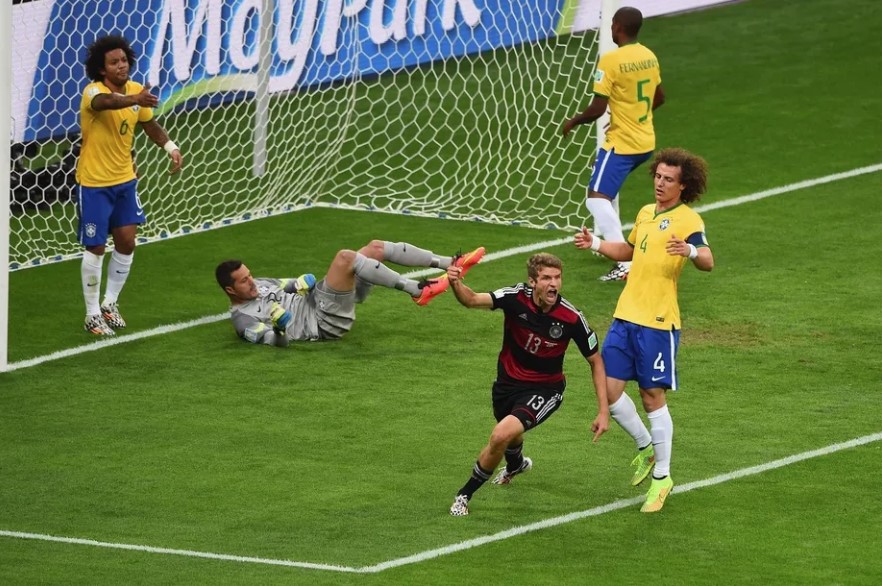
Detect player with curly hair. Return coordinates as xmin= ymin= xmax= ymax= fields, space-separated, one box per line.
xmin=574 ymin=147 xmax=714 ymax=513
xmin=77 ymin=35 xmax=184 ymax=335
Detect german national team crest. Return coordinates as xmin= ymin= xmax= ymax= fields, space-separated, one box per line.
xmin=85 ymin=223 xmax=97 ymax=238
xmin=659 ymin=218 xmax=671 ymax=231
xmin=549 ymin=323 xmax=563 ymax=339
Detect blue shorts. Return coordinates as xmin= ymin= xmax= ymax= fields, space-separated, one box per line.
xmin=601 ymin=319 xmax=681 ymax=390
xmin=589 ymin=148 xmax=653 ymax=200
xmin=77 ymin=179 xmax=145 ymax=246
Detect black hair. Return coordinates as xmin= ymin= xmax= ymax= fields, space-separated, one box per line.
xmin=215 ymin=260 xmax=244 ymax=290
xmin=614 ymin=7 xmax=643 ymax=37
xmin=84 ymin=35 xmax=135 ymax=82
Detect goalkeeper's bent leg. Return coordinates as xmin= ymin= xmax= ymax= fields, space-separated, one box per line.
xmin=354 ymin=276 xmax=373 ymax=303
xmin=382 ymin=241 xmax=453 ymax=268
xmin=353 ymin=252 xmax=422 ymax=296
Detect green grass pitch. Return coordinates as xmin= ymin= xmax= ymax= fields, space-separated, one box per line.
xmin=2 ymin=0 xmax=882 ymax=583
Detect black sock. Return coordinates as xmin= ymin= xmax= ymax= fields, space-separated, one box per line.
xmin=504 ymin=442 xmax=524 ymax=472
xmin=457 ymin=461 xmax=494 ymax=498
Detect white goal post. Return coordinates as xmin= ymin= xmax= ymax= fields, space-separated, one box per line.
xmin=2 ymin=0 xmax=12 ymax=371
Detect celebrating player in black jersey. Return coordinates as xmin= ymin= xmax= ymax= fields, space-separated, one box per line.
xmin=446 ymin=252 xmax=609 ymax=516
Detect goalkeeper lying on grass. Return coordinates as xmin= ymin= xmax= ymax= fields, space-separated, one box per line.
xmin=215 ymin=240 xmax=485 ymax=347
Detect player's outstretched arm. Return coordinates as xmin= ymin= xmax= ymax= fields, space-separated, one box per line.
xmin=447 ymin=266 xmax=493 ymax=309
xmin=91 ymin=85 xmax=158 ymax=111
xmin=574 ymin=227 xmax=634 ymax=262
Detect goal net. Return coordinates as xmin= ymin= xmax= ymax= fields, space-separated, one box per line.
xmin=9 ymin=0 xmax=605 ymax=271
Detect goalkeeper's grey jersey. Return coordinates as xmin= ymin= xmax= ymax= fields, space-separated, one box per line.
xmin=230 ymin=278 xmax=319 ymax=343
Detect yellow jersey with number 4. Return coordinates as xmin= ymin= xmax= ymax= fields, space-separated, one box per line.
xmin=592 ymin=42 xmax=661 ymax=155
xmin=614 ymin=203 xmax=708 ymax=330
xmin=76 ymin=81 xmax=154 ymax=187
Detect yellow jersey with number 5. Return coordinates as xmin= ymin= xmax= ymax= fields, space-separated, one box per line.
xmin=76 ymin=81 xmax=153 ymax=187
xmin=614 ymin=203 xmax=708 ymax=330
xmin=592 ymin=42 xmax=661 ymax=155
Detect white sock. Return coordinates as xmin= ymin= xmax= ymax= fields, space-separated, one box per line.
xmin=103 ymin=250 xmax=133 ymax=306
xmin=609 ymin=393 xmax=652 ymax=449
xmin=354 ymin=276 xmax=373 ymax=303
xmin=81 ymin=251 xmax=104 ymax=316
xmin=353 ymin=252 xmax=421 ymax=296
xmin=586 ymin=198 xmax=631 ymax=268
xmin=647 ymin=404 xmax=674 ymax=478
xmin=383 ymin=241 xmax=452 ymax=268
xmin=585 ymin=197 xmax=626 ymax=242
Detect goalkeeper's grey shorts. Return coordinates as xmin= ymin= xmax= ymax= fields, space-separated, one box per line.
xmin=313 ymin=279 xmax=356 ymax=340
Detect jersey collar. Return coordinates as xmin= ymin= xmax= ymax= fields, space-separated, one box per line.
xmin=654 ymin=201 xmax=685 ymax=218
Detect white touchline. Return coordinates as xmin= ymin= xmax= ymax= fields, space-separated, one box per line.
xmin=2 ymin=431 xmax=881 ymax=572
xmin=3 ymin=161 xmax=881 ymax=374
xmin=361 ymin=430 xmax=882 ymax=573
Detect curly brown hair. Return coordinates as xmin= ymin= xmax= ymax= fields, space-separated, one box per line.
xmin=527 ymin=253 xmax=562 ymax=281
xmin=650 ymin=148 xmax=709 ymax=203
xmin=85 ymin=35 xmax=135 ymax=82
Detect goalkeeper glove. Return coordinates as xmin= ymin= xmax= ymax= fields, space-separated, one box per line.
xmin=270 ymin=302 xmax=292 ymax=331
xmin=292 ymin=273 xmax=316 ymax=296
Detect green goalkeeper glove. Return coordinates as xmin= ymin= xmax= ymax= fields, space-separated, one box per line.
xmin=292 ymin=273 xmax=316 ymax=296
xmin=270 ymin=302 xmax=292 ymax=331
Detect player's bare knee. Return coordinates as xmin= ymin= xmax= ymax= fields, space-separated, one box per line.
xmin=639 ymin=389 xmax=666 ymax=412
xmin=358 ymin=240 xmax=385 ymax=261
xmin=489 ymin=426 xmax=518 ymax=449
xmin=114 ymin=242 xmax=135 ymax=255
xmin=334 ymin=249 xmax=357 ymax=268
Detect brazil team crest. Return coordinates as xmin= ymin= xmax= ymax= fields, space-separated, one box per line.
xmin=659 ymin=218 xmax=671 ymax=231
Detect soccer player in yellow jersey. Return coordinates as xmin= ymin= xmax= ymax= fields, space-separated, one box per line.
xmin=76 ymin=35 xmax=184 ymax=335
xmin=563 ymin=7 xmax=665 ymax=282
xmin=574 ymin=148 xmax=714 ymax=513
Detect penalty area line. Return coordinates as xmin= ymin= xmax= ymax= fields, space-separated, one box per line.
xmin=4 ymin=162 xmax=880 ymax=372
xmin=2 ymin=431 xmax=880 ymax=573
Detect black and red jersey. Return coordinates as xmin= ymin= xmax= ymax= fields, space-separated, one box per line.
xmin=490 ymin=283 xmax=599 ymax=387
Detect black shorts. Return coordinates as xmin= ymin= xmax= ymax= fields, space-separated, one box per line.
xmin=492 ymin=379 xmax=565 ymax=431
